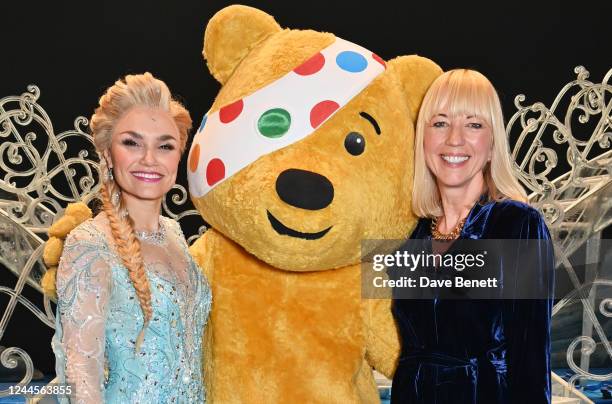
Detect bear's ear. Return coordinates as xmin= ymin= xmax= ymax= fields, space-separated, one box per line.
xmin=388 ymin=55 xmax=443 ymax=121
xmin=203 ymin=5 xmax=282 ymax=84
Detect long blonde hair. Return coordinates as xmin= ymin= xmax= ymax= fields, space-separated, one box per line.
xmin=412 ymin=69 xmax=526 ymax=218
xmin=91 ymin=72 xmax=191 ymax=351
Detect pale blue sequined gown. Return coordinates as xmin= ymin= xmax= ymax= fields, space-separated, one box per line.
xmin=51 ymin=214 xmax=211 ymax=403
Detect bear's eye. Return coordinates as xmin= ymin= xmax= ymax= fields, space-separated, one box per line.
xmin=344 ymin=132 xmax=365 ymax=156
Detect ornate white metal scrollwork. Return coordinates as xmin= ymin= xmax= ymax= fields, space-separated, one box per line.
xmin=0 ymin=86 xmax=99 ymax=223
xmin=161 ymin=184 xmax=208 ymax=245
xmin=508 ymin=66 xmax=612 ymax=254
xmin=600 ymin=299 xmax=612 ymax=318
xmin=508 ymin=66 xmax=612 ymax=399
xmin=0 ymin=347 xmax=33 ymax=385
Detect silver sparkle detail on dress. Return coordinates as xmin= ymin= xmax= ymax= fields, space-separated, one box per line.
xmin=51 ymin=215 xmax=211 ymax=403
xmin=135 ymin=222 xmax=167 ymax=246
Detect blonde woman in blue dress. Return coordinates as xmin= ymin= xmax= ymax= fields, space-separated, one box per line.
xmin=51 ymin=73 xmax=211 ymax=403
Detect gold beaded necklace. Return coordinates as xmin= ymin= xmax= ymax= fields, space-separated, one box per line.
xmin=430 ymin=216 xmax=466 ymax=240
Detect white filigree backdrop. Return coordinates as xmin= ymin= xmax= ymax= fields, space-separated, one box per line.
xmin=507 ymin=67 xmax=612 ymax=401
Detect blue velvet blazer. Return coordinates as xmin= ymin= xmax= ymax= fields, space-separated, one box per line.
xmin=391 ymin=198 xmax=554 ymax=404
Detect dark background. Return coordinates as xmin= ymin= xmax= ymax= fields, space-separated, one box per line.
xmin=1 ymin=0 xmax=610 ymax=375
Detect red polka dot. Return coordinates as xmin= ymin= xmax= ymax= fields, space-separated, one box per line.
xmin=219 ymin=99 xmax=244 ymax=123
xmin=293 ymin=52 xmax=325 ymax=76
xmin=206 ymin=158 xmax=225 ymax=186
xmin=189 ymin=143 xmax=200 ymax=173
xmin=372 ymin=53 xmax=386 ymax=68
xmin=310 ymin=100 xmax=340 ymax=128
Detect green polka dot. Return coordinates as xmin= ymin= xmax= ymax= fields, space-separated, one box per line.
xmin=257 ymin=108 xmax=291 ymax=138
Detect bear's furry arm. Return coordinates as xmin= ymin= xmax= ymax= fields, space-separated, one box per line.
xmin=363 ymin=298 xmax=400 ymax=379
xmin=189 ymin=230 xmax=217 ymax=280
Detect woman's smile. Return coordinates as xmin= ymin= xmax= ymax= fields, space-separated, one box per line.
xmin=424 ymin=113 xmax=491 ymax=191
xmin=131 ymin=171 xmax=164 ymax=183
xmin=440 ymin=154 xmax=471 ymax=166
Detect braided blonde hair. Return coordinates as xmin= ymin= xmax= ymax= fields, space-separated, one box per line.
xmin=91 ymin=73 xmax=191 ymax=351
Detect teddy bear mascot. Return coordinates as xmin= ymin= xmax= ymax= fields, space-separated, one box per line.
xmin=186 ymin=4 xmax=442 ymax=403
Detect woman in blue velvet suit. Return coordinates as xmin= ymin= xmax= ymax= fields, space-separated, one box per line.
xmin=391 ymin=69 xmax=554 ymax=403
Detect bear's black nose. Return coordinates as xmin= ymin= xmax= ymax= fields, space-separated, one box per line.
xmin=275 ymin=168 xmax=334 ymax=210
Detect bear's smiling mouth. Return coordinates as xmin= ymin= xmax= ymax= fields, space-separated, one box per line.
xmin=266 ymin=210 xmax=332 ymax=240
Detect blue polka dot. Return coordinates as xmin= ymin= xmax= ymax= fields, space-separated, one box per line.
xmin=336 ymin=51 xmax=368 ymax=73
xmin=198 ymin=115 xmax=208 ymax=133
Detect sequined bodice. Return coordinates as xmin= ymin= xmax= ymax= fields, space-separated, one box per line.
xmin=52 ymin=214 xmax=211 ymax=403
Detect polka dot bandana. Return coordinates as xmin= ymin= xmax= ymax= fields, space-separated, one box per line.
xmin=187 ymin=37 xmax=386 ymax=198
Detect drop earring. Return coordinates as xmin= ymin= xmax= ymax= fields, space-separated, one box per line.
xmin=112 ymin=190 xmax=120 ymax=206
xmin=105 ymin=167 xmax=114 ymax=181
